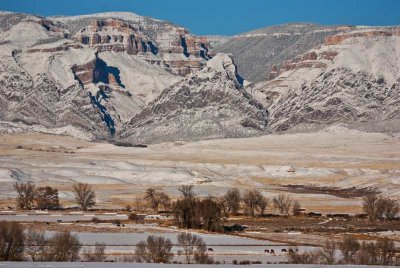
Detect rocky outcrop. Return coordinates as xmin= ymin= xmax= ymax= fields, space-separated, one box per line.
xmin=73 ymin=19 xmax=154 ymax=55
xmin=267 ymin=51 xmax=334 ymax=80
xmin=71 ymin=18 xmax=211 ymax=76
xmin=27 ymin=41 xmax=83 ymax=53
xmin=119 ymin=54 xmax=267 ymax=144
xmin=325 ymin=29 xmax=400 ymax=45
xmin=71 ymin=52 xmax=124 ymax=88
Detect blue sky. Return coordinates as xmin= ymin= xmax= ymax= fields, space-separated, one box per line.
xmin=1 ymin=0 xmax=400 ymax=35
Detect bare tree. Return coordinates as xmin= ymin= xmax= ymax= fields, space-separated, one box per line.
xmin=317 ymin=240 xmax=337 ymax=264
xmin=292 ymin=200 xmax=302 ymax=216
xmin=273 ymin=193 xmax=293 ymax=215
xmin=255 ymin=191 xmax=268 ymax=216
xmin=242 ymin=189 xmax=267 ymax=217
xmin=339 ymin=236 xmax=360 ymax=264
xmin=362 ymin=195 xmax=379 ymax=221
xmin=72 ymin=183 xmax=96 ymax=211
xmin=178 ymin=185 xmax=195 ymax=199
xmin=134 ymin=240 xmax=147 ymax=263
xmin=288 ymin=249 xmax=317 ymax=264
xmin=0 ymin=221 xmax=25 ymax=261
xmin=135 ymin=194 xmax=144 ymax=212
xmin=134 ymin=235 xmax=173 ymax=263
xmin=356 ymin=241 xmax=378 ymax=265
xmin=14 ymin=181 xmax=36 ymax=210
xmin=193 ymin=239 xmax=214 ymax=264
xmin=83 ymin=242 xmax=107 ymax=262
xmin=242 ymin=190 xmax=257 ymax=217
xmin=172 ymin=196 xmax=224 ymax=231
xmin=376 ymin=238 xmax=395 ymax=265
xmin=25 ymin=229 xmax=47 ymax=261
xmin=35 ymin=186 xmax=60 ymax=210
xmin=177 ymin=233 xmax=213 ymax=264
xmin=45 ymin=231 xmax=81 ymax=261
xmin=363 ymin=195 xmax=399 ymax=221
xmin=377 ymin=198 xmax=400 ymax=220
xmin=223 ymin=188 xmax=241 ymax=215
xmin=144 ymin=188 xmax=170 ymax=212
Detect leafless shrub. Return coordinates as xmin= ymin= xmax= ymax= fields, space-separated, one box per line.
xmin=25 ymin=229 xmax=47 ymax=261
xmin=292 ymin=200 xmax=302 ymax=216
xmin=14 ymin=182 xmax=36 ymax=210
xmin=288 ymin=249 xmax=317 ymax=264
xmin=356 ymin=241 xmax=378 ymax=265
xmin=0 ymin=221 xmax=25 ymax=261
xmin=83 ymin=242 xmax=107 ymax=262
xmin=363 ymin=195 xmax=400 ymax=221
xmin=134 ymin=235 xmax=173 ymax=263
xmin=45 ymin=231 xmax=81 ymax=261
xmin=316 ymin=240 xmax=337 ymax=264
xmin=376 ymin=238 xmax=396 ymax=265
xmin=72 ymin=183 xmax=96 ymax=211
xmin=377 ymin=198 xmax=400 ymax=220
xmin=339 ymin=236 xmax=360 ymax=264
xmin=177 ymin=233 xmax=213 ymax=264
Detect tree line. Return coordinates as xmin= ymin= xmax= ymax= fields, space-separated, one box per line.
xmin=13 ymin=182 xmax=96 ymax=211
xmin=0 ymin=221 xmax=87 ymax=262
xmin=289 ymin=236 xmax=400 ymax=266
xmin=0 ymin=220 xmax=214 ymax=263
xmin=13 ymin=182 xmax=400 ymax=223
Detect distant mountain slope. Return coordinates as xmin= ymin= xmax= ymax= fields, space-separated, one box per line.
xmin=249 ymin=27 xmax=400 ymax=133
xmin=0 ymin=12 xmax=210 ymax=139
xmin=213 ymin=23 xmax=351 ymax=82
xmin=1 ymin=11 xmax=400 ymax=143
xmin=119 ymin=54 xmax=267 ymax=144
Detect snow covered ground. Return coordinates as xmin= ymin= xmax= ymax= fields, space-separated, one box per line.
xmin=0 ymin=263 xmax=390 ymax=267
xmin=0 ymin=130 xmax=399 ymax=213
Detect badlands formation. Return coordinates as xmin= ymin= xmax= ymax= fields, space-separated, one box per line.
xmin=0 ymin=11 xmax=399 ymax=209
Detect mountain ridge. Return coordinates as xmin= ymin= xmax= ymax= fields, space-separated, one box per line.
xmin=0 ymin=11 xmax=400 ymax=143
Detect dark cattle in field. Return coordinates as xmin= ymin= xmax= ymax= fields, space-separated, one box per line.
xmin=282 ymin=249 xmax=287 ymax=253
xmin=264 ymin=249 xmax=270 ymax=253
xmin=208 ymin=248 xmax=213 ymax=252
xmin=270 ymin=249 xmax=275 ymax=254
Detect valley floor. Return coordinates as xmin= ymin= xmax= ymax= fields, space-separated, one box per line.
xmin=0 ymin=128 xmax=399 ymax=214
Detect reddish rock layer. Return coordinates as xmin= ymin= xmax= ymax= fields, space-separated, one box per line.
xmin=325 ymin=29 xmax=400 ymax=45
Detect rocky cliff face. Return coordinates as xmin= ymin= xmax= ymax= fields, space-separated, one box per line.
xmin=72 ymin=19 xmax=154 ymax=55
xmin=119 ymin=54 xmax=267 ymax=144
xmin=59 ymin=14 xmax=212 ymax=76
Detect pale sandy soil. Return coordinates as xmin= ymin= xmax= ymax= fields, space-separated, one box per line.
xmin=0 ymin=128 xmax=399 ymax=213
